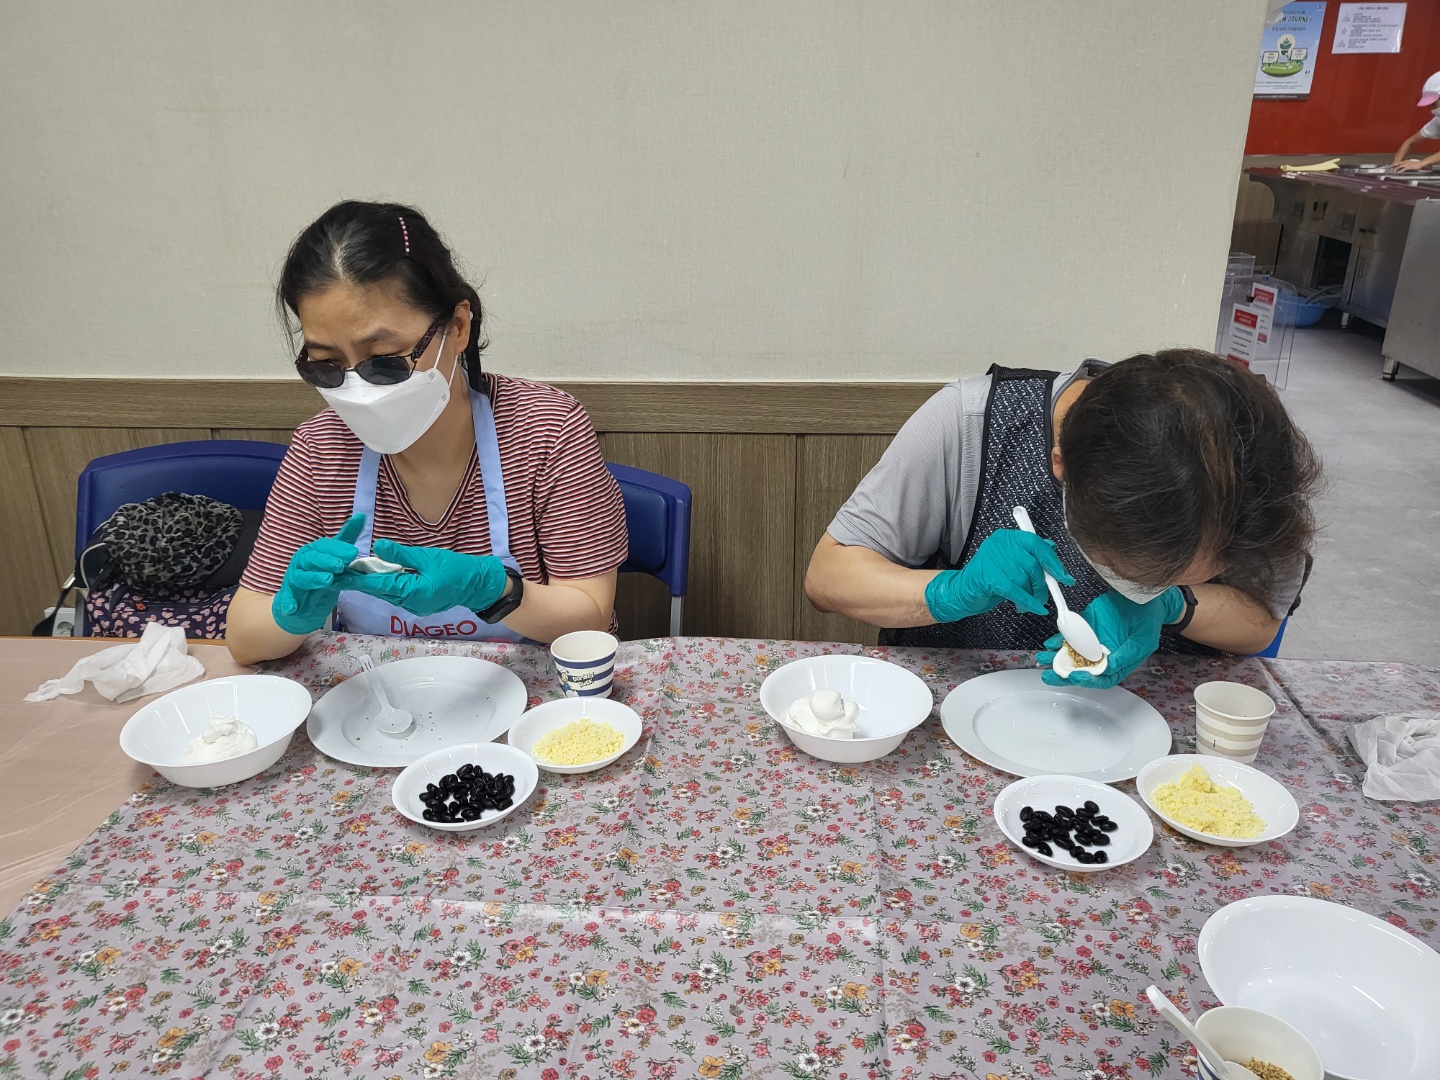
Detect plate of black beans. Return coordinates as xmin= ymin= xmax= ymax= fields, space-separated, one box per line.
xmin=992 ymin=775 xmax=1154 ymax=873
xmin=391 ymin=743 xmax=540 ymax=832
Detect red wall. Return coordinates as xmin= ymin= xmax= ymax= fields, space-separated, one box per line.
xmin=1246 ymin=0 xmax=1440 ymax=154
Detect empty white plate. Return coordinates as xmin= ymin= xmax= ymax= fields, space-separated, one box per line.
xmin=941 ymin=668 xmax=1172 ymax=783
xmin=1199 ymin=895 xmax=1440 ymax=1080
xmin=993 ymin=774 xmax=1154 ymax=873
xmin=308 ymin=656 xmax=528 ymax=768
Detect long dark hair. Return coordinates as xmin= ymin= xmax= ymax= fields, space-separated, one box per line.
xmin=1060 ymin=349 xmax=1322 ymax=609
xmin=277 ymin=201 xmax=488 ymax=391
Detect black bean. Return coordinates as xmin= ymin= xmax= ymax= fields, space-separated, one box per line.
xmin=1021 ymin=835 xmax=1039 ymax=849
xmin=1090 ymin=833 xmax=1110 ymax=846
xmin=460 ymin=807 xmax=482 ymax=821
xmin=1020 ymin=806 xmax=1034 ymax=822
xmin=1098 ymin=819 xmax=1118 ymax=833
xmin=1034 ymin=841 xmax=1053 ymax=857
xmin=1092 ymin=850 xmax=1108 ymax=864
xmin=422 ymin=809 xmax=440 ymax=821
xmin=1054 ymin=805 xmax=1074 ymax=819
xmin=1083 ymin=800 xmax=1099 ymax=814
xmin=496 ymin=797 xmax=513 ymax=810
xmin=1076 ymin=850 xmax=1094 ymax=865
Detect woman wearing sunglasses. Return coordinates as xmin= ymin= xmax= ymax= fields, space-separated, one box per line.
xmin=226 ymin=201 xmax=628 ymax=664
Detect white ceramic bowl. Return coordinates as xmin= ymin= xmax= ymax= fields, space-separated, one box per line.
xmin=993 ymin=774 xmax=1154 ymax=873
xmin=506 ymin=697 xmax=644 ymax=774
xmin=1199 ymin=895 xmax=1440 ymax=1080
xmin=1193 ymin=1006 xmax=1323 ymax=1080
xmin=758 ymin=655 xmax=933 ymax=763
xmin=1136 ymin=754 xmax=1298 ymax=848
xmin=119 ymin=675 xmax=312 ymax=788
xmin=392 ymin=742 xmax=539 ymax=833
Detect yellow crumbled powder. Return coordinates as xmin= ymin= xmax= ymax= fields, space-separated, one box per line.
xmin=1063 ymin=642 xmax=1102 ymax=668
xmin=1152 ymin=764 xmax=1266 ymax=838
xmin=532 ymin=718 xmax=625 ymax=766
xmin=1245 ymin=1061 xmax=1295 ymax=1080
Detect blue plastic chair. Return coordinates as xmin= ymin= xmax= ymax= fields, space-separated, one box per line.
xmin=75 ymin=440 xmax=289 ymax=558
xmin=1253 ymin=617 xmax=1287 ymax=658
xmin=606 ymin=463 xmax=692 ymax=637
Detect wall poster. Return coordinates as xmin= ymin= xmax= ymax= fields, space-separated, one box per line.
xmin=1255 ymin=2 xmax=1327 ymax=98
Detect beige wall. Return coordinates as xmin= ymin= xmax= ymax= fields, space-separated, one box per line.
xmin=0 ymin=1 xmax=1265 ymax=383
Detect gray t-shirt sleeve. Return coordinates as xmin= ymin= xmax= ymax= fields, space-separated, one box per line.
xmin=827 ymin=379 xmax=986 ymax=567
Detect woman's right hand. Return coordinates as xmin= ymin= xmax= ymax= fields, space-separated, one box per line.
xmin=271 ymin=514 xmax=367 ymax=634
xmin=924 ymin=529 xmax=1073 ymax=623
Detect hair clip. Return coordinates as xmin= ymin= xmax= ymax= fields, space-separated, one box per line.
xmin=397 ymin=214 xmax=411 ymax=256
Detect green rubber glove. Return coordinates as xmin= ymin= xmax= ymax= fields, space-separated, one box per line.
xmin=361 ymin=540 xmax=511 ymax=618
xmin=1037 ymin=586 xmax=1186 ymax=688
xmin=272 ymin=514 xmax=367 ymax=635
xmin=924 ymin=529 xmax=1075 ymax=623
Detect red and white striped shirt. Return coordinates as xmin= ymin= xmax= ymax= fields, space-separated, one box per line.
xmin=241 ymin=374 xmax=628 ymax=611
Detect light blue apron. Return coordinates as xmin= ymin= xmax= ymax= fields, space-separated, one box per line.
xmin=335 ymin=389 xmax=528 ymax=643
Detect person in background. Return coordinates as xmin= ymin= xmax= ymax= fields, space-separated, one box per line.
xmin=804 ymin=350 xmax=1322 ymax=687
xmin=226 ymin=201 xmax=627 ymax=665
xmin=1392 ymin=71 xmax=1440 ymax=172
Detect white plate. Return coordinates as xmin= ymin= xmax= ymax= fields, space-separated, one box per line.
xmin=1136 ymin=754 xmax=1298 ymax=848
xmin=506 ymin=697 xmax=643 ymax=774
xmin=1199 ymin=895 xmax=1440 ymax=1080
xmin=993 ymin=775 xmax=1154 ymax=873
xmin=308 ymin=656 xmax=528 ymax=767
xmin=941 ymin=668 xmax=1172 ymax=782
xmin=392 ymin=742 xmax=539 ymax=833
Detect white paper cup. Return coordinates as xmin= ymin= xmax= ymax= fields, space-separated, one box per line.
xmin=1194 ymin=681 xmax=1276 ymax=765
xmin=550 ymin=631 xmax=618 ymax=699
xmin=1194 ymin=1005 xmax=1323 ymax=1080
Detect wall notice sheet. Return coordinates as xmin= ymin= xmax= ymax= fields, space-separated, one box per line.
xmin=1255 ymin=2 xmax=1327 ymax=98
xmin=1332 ymin=3 xmax=1405 ymax=53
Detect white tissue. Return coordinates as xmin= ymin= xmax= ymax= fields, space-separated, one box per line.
xmin=787 ymin=689 xmax=860 ymax=739
xmin=25 ymin=622 xmax=205 ymax=704
xmin=1348 ymin=712 xmax=1440 ymax=802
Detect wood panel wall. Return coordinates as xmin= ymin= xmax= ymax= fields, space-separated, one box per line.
xmin=0 ymin=378 xmax=928 ymax=640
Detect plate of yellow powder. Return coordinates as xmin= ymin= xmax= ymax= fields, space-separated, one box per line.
xmin=507 ymin=698 xmax=643 ymax=774
xmin=1136 ymin=754 xmax=1298 ymax=848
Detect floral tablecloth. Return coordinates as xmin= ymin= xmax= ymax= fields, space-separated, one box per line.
xmin=2 ymin=635 xmax=1437 ymax=1080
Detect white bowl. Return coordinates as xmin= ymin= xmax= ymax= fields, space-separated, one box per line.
xmin=1136 ymin=754 xmax=1298 ymax=848
xmin=1193 ymin=1006 xmax=1323 ymax=1080
xmin=758 ymin=655 xmax=933 ymax=763
xmin=1199 ymin=895 xmax=1440 ymax=1080
xmin=392 ymin=742 xmax=539 ymax=833
xmin=993 ymin=774 xmax=1154 ymax=873
xmin=119 ymin=675 xmax=312 ymax=788
xmin=506 ymin=697 xmax=643 ymax=774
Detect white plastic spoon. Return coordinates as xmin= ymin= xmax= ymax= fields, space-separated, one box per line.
xmin=1010 ymin=506 xmax=1106 ymax=664
xmin=358 ymin=655 xmax=413 ymax=738
xmin=1145 ymin=986 xmax=1260 ymax=1080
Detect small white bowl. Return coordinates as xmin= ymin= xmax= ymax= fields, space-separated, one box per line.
xmin=993 ymin=774 xmax=1154 ymax=873
xmin=758 ymin=655 xmax=933 ymax=763
xmin=119 ymin=675 xmax=312 ymax=788
xmin=392 ymin=742 xmax=539 ymax=833
xmin=506 ymin=697 xmax=643 ymax=774
xmin=1194 ymin=1006 xmax=1323 ymax=1080
xmin=1136 ymin=754 xmax=1298 ymax=848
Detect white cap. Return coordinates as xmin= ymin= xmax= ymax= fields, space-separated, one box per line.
xmin=1420 ymin=71 xmax=1440 ymax=108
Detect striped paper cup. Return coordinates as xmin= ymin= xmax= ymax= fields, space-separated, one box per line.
xmin=550 ymin=631 xmax=618 ymax=699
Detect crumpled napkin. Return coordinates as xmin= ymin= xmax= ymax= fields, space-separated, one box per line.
xmin=1348 ymin=712 xmax=1440 ymax=801
xmin=25 ymin=622 xmax=205 ymax=704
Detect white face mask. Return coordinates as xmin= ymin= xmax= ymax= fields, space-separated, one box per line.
xmin=318 ymin=330 xmax=456 ymax=454
xmin=1062 ymin=492 xmax=1172 ymax=605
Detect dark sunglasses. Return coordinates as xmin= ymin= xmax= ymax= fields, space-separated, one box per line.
xmin=294 ymin=318 xmax=447 ymax=389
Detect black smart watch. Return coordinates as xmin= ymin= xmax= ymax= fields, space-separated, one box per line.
xmin=477 ymin=567 xmax=524 ymax=623
xmin=1168 ymin=584 xmax=1199 ymax=633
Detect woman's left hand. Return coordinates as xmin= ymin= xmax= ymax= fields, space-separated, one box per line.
xmin=1036 ymin=587 xmax=1185 ymax=688
xmin=359 ymin=541 xmax=511 ymax=618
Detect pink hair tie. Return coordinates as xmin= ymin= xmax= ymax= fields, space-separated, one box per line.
xmin=397 ymin=214 xmax=411 ymax=255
